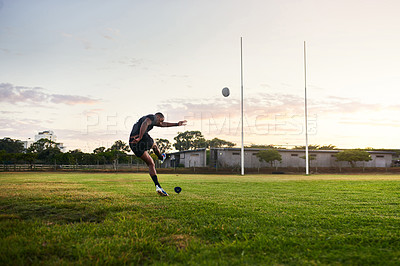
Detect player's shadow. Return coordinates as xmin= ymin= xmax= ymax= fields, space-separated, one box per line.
xmin=0 ymin=199 xmax=138 ymax=224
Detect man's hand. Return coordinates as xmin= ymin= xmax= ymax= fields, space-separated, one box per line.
xmin=131 ymin=135 xmax=141 ymax=144
xmin=157 ymin=120 xmax=187 ymax=127
xmin=178 ymin=120 xmax=187 ymax=126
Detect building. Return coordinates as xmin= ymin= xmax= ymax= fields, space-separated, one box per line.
xmin=210 ymin=148 xmax=394 ymax=168
xmin=35 ymin=130 xmax=57 ymax=142
xmin=164 ymin=148 xmax=207 ymax=168
xmin=24 ymin=130 xmax=66 ymax=152
xmin=21 ymin=138 xmax=34 ymax=150
xmin=165 ymin=148 xmax=394 ymax=169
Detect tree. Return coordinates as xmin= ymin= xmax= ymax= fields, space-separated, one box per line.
xmin=207 ymin=138 xmax=235 ymax=148
xmin=37 ymin=146 xmax=61 ymax=163
xmin=26 ymin=139 xmax=61 ymax=164
xmin=155 ymin=138 xmax=171 ymax=153
xmin=0 ymin=137 xmax=24 ymax=153
xmin=105 ymin=140 xmax=130 ymax=165
xmin=335 ymin=149 xmax=372 ymax=167
xmin=247 ymin=144 xmax=280 ymax=149
xmin=173 ymin=131 xmax=236 ymax=151
xmin=318 ymin=144 xmax=337 ymax=150
xmin=173 ymin=131 xmax=207 ymax=151
xmin=68 ymin=149 xmax=91 ymax=165
xmin=294 ymin=145 xmax=320 ymax=150
xmin=150 ymin=153 xmax=159 ymax=162
xmin=27 ymin=139 xmax=59 ymax=153
xmin=193 ymin=137 xmax=208 ymax=150
xmin=22 ymin=152 xmax=37 ymax=164
xmin=108 ymin=140 xmax=130 ymax=153
xmin=93 ymin=146 xmax=106 ymax=154
xmin=294 ymin=144 xmax=337 ymax=150
xmin=256 ymin=149 xmax=282 ymax=168
xmin=0 ymin=150 xmax=9 ymax=163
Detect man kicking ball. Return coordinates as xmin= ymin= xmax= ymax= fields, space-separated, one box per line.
xmin=129 ymin=112 xmax=186 ymax=196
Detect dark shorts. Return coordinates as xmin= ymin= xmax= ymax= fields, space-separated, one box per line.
xmin=129 ymin=133 xmax=154 ymax=157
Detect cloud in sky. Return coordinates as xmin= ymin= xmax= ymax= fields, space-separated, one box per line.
xmin=158 ymin=92 xmax=399 ymax=121
xmin=0 ymin=83 xmax=99 ymax=106
xmin=115 ymin=57 xmax=145 ymax=68
xmin=0 ymin=116 xmax=124 ymax=152
xmin=102 ymin=27 xmax=120 ymax=41
xmin=339 ymin=119 xmax=400 ymax=128
xmin=0 ymin=48 xmax=10 ymax=53
xmin=0 ymin=117 xmax=44 ymax=137
xmin=61 ymin=32 xmax=93 ymax=50
xmin=155 ymin=92 xmax=400 ymax=147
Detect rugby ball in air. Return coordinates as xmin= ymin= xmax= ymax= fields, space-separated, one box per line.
xmin=222 ymin=87 xmax=230 ymax=97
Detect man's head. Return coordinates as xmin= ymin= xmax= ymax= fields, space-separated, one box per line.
xmin=155 ymin=112 xmax=165 ymax=124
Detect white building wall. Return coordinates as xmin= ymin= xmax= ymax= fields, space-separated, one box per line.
xmin=166 ymin=148 xmax=394 ymax=169
xmin=183 ymin=150 xmax=207 ymax=167
xmin=22 ymin=140 xmax=34 ymax=150
xmin=165 ymin=149 xmax=207 ymax=168
xmin=35 ymin=130 xmax=57 ymax=142
xmin=185 ymin=152 xmax=199 ymax=167
xmin=210 ymin=148 xmax=394 ymax=168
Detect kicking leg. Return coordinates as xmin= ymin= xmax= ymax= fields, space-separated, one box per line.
xmin=140 ymin=151 xmax=168 ymax=196
xmin=152 ymin=143 xmax=164 ymax=160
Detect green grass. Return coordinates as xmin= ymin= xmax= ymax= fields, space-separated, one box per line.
xmin=1 ymin=172 xmax=400 ymax=265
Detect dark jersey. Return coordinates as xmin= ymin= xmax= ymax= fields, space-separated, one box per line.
xmin=130 ymin=114 xmax=156 ymax=137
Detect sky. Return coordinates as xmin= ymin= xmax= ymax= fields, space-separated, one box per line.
xmin=1 ymin=0 xmax=399 ymax=152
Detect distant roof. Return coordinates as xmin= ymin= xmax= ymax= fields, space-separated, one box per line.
xmin=167 ymin=148 xmax=206 ymax=155
xmin=209 ymin=147 xmax=396 ymax=154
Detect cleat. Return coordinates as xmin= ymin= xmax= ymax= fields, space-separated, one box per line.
xmin=156 ymin=185 xmax=169 ymax=196
xmin=158 ymin=153 xmax=166 ymax=163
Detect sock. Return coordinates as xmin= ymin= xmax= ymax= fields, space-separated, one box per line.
xmin=151 ymin=175 xmax=161 ymax=187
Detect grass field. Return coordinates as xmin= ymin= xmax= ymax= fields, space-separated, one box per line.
xmin=1 ymin=172 xmax=400 ymax=265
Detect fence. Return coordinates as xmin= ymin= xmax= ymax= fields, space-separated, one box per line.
xmin=2 ymin=163 xmax=400 ymax=174
xmin=0 ymin=163 xmax=149 ymax=172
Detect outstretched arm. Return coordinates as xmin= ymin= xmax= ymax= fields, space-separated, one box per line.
xmin=158 ymin=120 xmax=187 ymax=127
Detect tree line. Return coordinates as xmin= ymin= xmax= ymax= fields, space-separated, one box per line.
xmin=0 ymin=131 xmax=235 ymax=165
xmin=0 ymin=138 xmax=136 ymax=165
xmin=3 ymin=131 xmax=396 ymax=167
xmin=255 ymin=148 xmax=378 ymax=168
